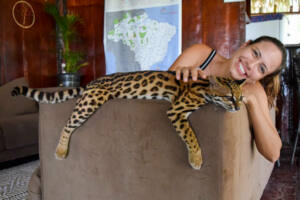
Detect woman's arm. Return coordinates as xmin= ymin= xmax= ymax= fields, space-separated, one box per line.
xmin=243 ymin=82 xmax=282 ymax=163
xmin=170 ymin=43 xmax=282 ymax=162
xmin=169 ymin=44 xmax=212 ymax=81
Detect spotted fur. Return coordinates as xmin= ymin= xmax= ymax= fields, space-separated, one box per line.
xmin=12 ymin=71 xmax=244 ymax=170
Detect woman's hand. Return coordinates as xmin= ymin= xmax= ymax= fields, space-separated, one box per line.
xmin=172 ymin=66 xmax=207 ymax=82
xmin=241 ymin=82 xmax=261 ymax=108
xmin=242 ymin=83 xmax=258 ymax=106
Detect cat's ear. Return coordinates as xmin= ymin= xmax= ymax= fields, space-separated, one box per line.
xmin=208 ymin=76 xmax=221 ymax=86
xmin=235 ymin=79 xmax=246 ymax=86
xmin=208 ymin=76 xmax=229 ymax=93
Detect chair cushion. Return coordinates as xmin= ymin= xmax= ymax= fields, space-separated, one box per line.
xmin=0 ymin=113 xmax=38 ymax=149
xmin=0 ymin=128 xmax=5 ymax=152
xmin=0 ymin=77 xmax=38 ymax=118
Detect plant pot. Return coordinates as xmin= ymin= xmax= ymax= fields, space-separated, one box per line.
xmin=58 ymin=73 xmax=81 ymax=87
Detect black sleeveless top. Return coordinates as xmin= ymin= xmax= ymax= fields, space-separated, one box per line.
xmin=198 ymin=49 xmax=216 ymax=70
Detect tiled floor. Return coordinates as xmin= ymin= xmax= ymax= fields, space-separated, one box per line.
xmin=261 ymin=160 xmax=299 ymax=200
xmin=1 ymin=155 xmax=300 ymax=199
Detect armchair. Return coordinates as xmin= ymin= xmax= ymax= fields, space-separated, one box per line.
xmin=28 ymin=97 xmax=273 ymax=200
xmin=0 ymin=77 xmax=39 ymax=163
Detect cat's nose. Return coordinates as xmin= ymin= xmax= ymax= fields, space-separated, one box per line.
xmin=234 ymin=103 xmax=240 ymax=111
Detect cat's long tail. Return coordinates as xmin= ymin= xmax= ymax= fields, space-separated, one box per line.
xmin=11 ymin=86 xmax=84 ymax=104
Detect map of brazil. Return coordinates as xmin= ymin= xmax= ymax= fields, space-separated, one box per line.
xmin=104 ymin=2 xmax=181 ymax=74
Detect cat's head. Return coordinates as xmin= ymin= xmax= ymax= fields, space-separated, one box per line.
xmin=208 ymin=76 xmax=245 ymax=112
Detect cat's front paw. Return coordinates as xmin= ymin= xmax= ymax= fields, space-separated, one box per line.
xmin=55 ymin=144 xmax=68 ymax=160
xmin=188 ymin=150 xmax=203 ymax=170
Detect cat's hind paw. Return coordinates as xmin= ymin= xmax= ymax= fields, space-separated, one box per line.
xmin=188 ymin=150 xmax=203 ymax=170
xmin=55 ymin=144 xmax=68 ymax=160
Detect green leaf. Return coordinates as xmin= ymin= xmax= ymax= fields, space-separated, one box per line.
xmin=45 ymin=2 xmax=88 ymax=73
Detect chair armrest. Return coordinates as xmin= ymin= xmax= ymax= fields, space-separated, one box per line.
xmin=0 ymin=78 xmax=38 ymax=118
xmin=190 ymin=104 xmax=274 ymax=200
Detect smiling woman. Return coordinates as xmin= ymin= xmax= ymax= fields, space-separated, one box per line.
xmin=230 ymin=40 xmax=282 ymax=81
xmin=169 ymin=35 xmax=287 ymax=163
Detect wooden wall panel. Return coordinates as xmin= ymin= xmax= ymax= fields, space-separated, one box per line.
xmin=182 ymin=0 xmax=245 ymax=57
xmin=0 ymin=0 xmax=24 ymax=85
xmin=0 ymin=0 xmax=57 ymax=87
xmin=67 ymin=0 xmax=105 ymax=86
xmin=24 ymin=0 xmax=57 ymax=87
xmin=181 ymin=0 xmax=203 ymax=49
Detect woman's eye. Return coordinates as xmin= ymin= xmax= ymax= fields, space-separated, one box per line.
xmin=253 ymin=49 xmax=258 ymax=57
xmin=260 ymin=65 xmax=265 ymax=74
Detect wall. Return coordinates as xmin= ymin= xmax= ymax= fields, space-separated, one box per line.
xmin=246 ymin=14 xmax=300 ymax=44
xmin=0 ymin=0 xmax=58 ymax=87
xmin=182 ymin=0 xmax=245 ymax=58
xmin=246 ymin=19 xmax=281 ymax=41
xmin=67 ymin=0 xmax=105 ymax=86
xmin=280 ymin=14 xmax=300 ymax=44
xmin=0 ymin=0 xmax=245 ymax=88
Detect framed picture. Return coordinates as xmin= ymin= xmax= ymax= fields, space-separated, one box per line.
xmin=248 ymin=0 xmax=300 ymax=15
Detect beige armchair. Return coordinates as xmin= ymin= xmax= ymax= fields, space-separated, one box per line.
xmin=29 ymin=97 xmax=273 ymax=200
xmin=0 ymin=78 xmax=38 ymax=163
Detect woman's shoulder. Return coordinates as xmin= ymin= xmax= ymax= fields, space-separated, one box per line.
xmin=185 ymin=43 xmax=214 ymax=54
xmin=179 ymin=44 xmax=214 ymax=65
xmin=169 ymin=43 xmax=217 ymax=71
xmin=243 ymin=81 xmax=269 ymax=109
xmin=244 ymin=81 xmax=267 ymax=97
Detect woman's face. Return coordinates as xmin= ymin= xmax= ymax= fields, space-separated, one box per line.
xmin=229 ymin=41 xmax=282 ymax=82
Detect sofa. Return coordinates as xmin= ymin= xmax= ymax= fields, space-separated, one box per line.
xmin=0 ymin=77 xmax=39 ymax=163
xmin=28 ymin=97 xmax=274 ymax=200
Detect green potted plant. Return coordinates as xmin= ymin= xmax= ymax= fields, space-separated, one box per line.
xmin=45 ymin=3 xmax=88 ymax=87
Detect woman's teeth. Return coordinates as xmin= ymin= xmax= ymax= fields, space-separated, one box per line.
xmin=239 ymin=63 xmax=246 ymax=75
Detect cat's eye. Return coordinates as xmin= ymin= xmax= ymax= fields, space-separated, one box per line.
xmin=225 ymin=96 xmax=234 ymax=101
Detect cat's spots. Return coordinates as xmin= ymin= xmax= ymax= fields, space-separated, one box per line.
xmin=16 ymin=71 xmax=242 ymax=170
xmin=150 ymin=87 xmax=159 ymax=92
xmin=115 ymin=83 xmax=123 ymax=89
xmin=125 ymin=76 xmax=134 ymax=81
xmin=134 ymin=75 xmax=143 ymax=81
xmin=139 ymin=89 xmax=147 ymax=96
xmin=124 ymin=82 xmax=131 ymax=87
xmin=133 ymin=83 xmax=140 ymax=89
xmin=141 ymin=79 xmax=148 ymax=87
xmin=165 ymin=85 xmax=177 ymax=92
xmin=123 ymin=88 xmax=131 ymax=93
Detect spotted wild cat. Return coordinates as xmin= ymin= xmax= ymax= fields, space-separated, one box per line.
xmin=12 ymin=71 xmax=245 ymax=170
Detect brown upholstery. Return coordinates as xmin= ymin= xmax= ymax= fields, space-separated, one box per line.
xmin=0 ymin=77 xmax=39 ymax=162
xmin=29 ymin=96 xmax=274 ymax=200
xmin=28 ymin=166 xmax=42 ymax=200
xmin=1 ymin=114 xmax=38 ymax=149
xmin=0 ymin=78 xmax=38 ymax=118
